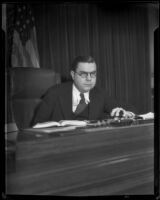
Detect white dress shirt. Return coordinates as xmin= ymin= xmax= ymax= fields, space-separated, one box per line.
xmin=72 ymin=84 xmax=90 ymax=112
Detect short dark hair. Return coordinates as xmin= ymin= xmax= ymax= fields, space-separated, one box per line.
xmin=71 ymin=56 xmax=96 ymax=71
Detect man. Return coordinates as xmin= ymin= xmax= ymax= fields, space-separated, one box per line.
xmin=32 ymin=56 xmax=135 ymax=125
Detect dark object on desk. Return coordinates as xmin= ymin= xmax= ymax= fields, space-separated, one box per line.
xmin=107 ymin=118 xmax=134 ymax=127
xmin=134 ymin=115 xmax=143 ymax=120
xmin=87 ymin=118 xmax=153 ymax=128
xmin=86 ymin=118 xmax=133 ymax=127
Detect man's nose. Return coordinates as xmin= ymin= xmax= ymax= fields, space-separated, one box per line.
xmin=86 ymin=73 xmax=92 ymax=80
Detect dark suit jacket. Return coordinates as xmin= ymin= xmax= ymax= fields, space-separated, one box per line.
xmin=32 ymin=82 xmax=136 ymax=125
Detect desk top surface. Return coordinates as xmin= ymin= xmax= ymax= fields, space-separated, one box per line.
xmin=17 ymin=118 xmax=154 ymax=142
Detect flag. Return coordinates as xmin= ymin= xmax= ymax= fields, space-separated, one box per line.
xmin=11 ymin=4 xmax=40 ymax=68
xmin=3 ymin=4 xmax=18 ymax=133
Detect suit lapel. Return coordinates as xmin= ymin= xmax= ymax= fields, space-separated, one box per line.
xmin=59 ymin=82 xmax=73 ymax=119
xmin=89 ymin=87 xmax=101 ymax=120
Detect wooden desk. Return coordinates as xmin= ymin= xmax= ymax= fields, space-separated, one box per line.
xmin=6 ymin=122 xmax=154 ymax=196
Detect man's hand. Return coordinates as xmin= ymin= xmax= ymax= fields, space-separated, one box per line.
xmin=110 ymin=107 xmax=135 ymax=118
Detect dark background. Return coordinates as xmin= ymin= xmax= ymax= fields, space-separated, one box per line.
xmin=5 ymin=2 xmax=159 ymax=114
xmin=33 ymin=2 xmax=159 ymax=113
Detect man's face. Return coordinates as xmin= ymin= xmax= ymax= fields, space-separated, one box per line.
xmin=70 ymin=62 xmax=97 ymax=93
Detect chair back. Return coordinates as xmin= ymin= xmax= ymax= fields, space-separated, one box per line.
xmin=10 ymin=67 xmax=61 ymax=129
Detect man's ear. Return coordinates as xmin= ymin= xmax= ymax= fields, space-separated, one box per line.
xmin=70 ymin=70 xmax=74 ymax=80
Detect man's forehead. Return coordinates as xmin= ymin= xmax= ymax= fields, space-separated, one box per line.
xmin=77 ymin=62 xmax=97 ymax=71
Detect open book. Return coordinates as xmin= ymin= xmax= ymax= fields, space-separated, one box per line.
xmin=33 ymin=120 xmax=87 ymax=128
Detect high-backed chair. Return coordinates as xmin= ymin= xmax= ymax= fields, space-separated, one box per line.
xmin=10 ymin=67 xmax=61 ymax=129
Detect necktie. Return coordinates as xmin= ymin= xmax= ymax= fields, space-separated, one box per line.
xmin=75 ymin=93 xmax=87 ymax=115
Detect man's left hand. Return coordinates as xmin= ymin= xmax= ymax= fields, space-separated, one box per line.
xmin=111 ymin=107 xmax=135 ymax=118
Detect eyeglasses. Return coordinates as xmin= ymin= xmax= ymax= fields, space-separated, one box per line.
xmin=75 ymin=71 xmax=97 ymax=79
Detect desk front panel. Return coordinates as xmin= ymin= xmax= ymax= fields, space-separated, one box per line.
xmin=6 ymin=123 xmax=154 ymax=195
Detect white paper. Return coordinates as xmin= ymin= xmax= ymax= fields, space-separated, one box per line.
xmin=60 ymin=120 xmax=87 ymax=126
xmin=33 ymin=121 xmax=60 ymax=128
xmin=139 ymin=112 xmax=154 ymax=120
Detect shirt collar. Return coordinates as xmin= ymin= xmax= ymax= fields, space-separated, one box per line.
xmin=72 ymin=83 xmax=90 ymax=104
